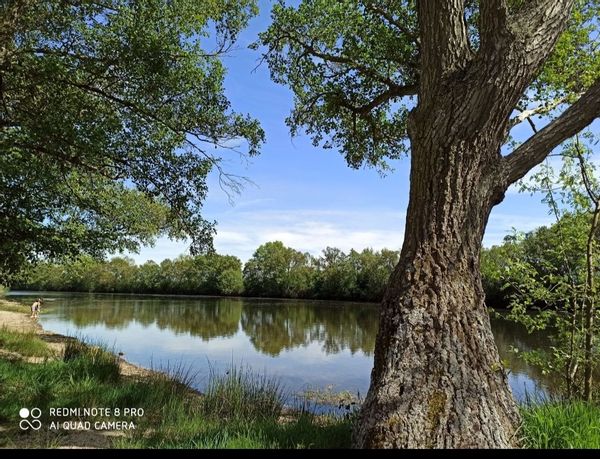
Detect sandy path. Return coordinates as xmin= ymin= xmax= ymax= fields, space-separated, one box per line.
xmin=0 ymin=308 xmax=39 ymax=333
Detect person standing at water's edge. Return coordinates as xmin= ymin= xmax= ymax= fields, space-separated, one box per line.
xmin=30 ymin=298 xmax=42 ymax=319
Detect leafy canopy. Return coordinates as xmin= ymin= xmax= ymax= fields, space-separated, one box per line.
xmin=256 ymin=0 xmax=599 ymax=172
xmin=0 ymin=0 xmax=263 ymax=282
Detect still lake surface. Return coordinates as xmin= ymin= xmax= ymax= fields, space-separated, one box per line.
xmin=9 ymin=291 xmax=554 ymax=403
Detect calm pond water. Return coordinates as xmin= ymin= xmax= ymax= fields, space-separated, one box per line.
xmin=8 ymin=291 xmax=554 ymax=403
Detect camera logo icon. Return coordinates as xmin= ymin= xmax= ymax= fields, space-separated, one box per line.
xmin=19 ymin=408 xmax=42 ymax=431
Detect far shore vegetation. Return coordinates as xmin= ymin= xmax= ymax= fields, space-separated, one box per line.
xmin=9 ymin=210 xmax=599 ymax=310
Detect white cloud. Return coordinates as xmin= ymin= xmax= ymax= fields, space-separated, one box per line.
xmin=123 ymin=200 xmax=558 ymax=263
xmin=212 ymin=208 xmax=406 ymax=261
xmin=215 ymin=230 xmax=253 ymax=245
xmin=123 ymin=207 xmax=406 ymax=264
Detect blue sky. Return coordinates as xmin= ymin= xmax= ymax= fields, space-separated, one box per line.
xmin=126 ymin=1 xmax=594 ymax=265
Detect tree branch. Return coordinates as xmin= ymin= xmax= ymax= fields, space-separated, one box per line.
xmin=61 ymin=0 xmax=122 ymax=14
xmin=417 ymin=0 xmax=472 ymax=95
xmin=479 ymin=0 xmax=509 ymax=51
xmin=574 ymin=137 xmax=598 ymax=203
xmin=509 ymin=95 xmax=571 ymax=130
xmin=11 ymin=141 xmax=124 ymax=180
xmin=511 ymin=0 xmax=576 ymax=60
xmin=361 ymin=1 xmax=419 ymax=44
xmin=503 ymin=79 xmax=600 ymax=184
xmin=336 ymin=84 xmax=418 ymax=116
xmin=281 ymin=32 xmax=413 ymax=90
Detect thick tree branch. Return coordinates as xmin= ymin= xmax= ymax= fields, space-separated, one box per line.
xmin=417 ymin=0 xmax=472 ymax=95
xmin=503 ymin=79 xmax=600 ymax=184
xmin=461 ymin=0 xmax=577 ymax=133
xmin=511 ymin=0 xmax=576 ymax=60
xmin=479 ymin=0 xmax=509 ymax=51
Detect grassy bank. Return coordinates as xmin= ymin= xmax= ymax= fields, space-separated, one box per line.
xmin=0 ymin=298 xmax=27 ymax=313
xmin=0 ymin=328 xmax=352 ymax=448
xmin=0 ymin=327 xmax=51 ymax=357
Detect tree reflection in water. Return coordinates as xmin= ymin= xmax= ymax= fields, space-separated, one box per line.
xmin=16 ymin=293 xmax=573 ymax=396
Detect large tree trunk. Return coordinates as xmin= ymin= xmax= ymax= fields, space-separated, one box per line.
xmin=347 ymin=0 xmax=593 ymax=448
xmin=353 ymin=97 xmax=521 ymax=448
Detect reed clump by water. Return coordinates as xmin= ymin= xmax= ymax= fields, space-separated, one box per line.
xmin=200 ymin=364 xmax=284 ymax=421
xmin=122 ymin=363 xmax=353 ymax=449
xmin=520 ymin=399 xmax=600 ymax=449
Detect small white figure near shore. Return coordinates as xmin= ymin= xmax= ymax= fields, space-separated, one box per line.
xmin=30 ymin=298 xmax=43 ymax=319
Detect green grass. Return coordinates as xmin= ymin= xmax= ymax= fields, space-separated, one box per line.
xmin=0 ymin=343 xmax=122 ymax=424
xmin=520 ymin=400 xmax=600 ymax=448
xmin=5 ymin=319 xmax=599 ymax=449
xmin=0 ymin=327 xmax=50 ymax=357
xmin=0 ymin=338 xmax=352 ymax=449
xmin=119 ymin=412 xmax=353 ymax=449
xmin=0 ymin=299 xmax=29 ymax=314
xmin=62 ymin=338 xmax=121 ymax=381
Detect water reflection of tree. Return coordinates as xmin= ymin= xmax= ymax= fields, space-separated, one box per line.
xmin=51 ymin=295 xmax=582 ymax=395
xmin=56 ymin=296 xmax=379 ymax=356
xmin=240 ymin=301 xmax=378 ymax=357
xmin=61 ymin=296 xmax=241 ymax=340
xmin=490 ymin=316 xmax=558 ymax=391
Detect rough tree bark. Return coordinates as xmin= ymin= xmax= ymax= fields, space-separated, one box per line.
xmin=353 ymin=0 xmax=600 ymax=448
xmin=352 ymin=115 xmax=520 ymax=448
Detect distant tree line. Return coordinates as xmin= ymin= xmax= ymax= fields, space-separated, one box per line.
xmin=15 ymin=242 xmax=400 ymax=302
xmin=15 ymin=220 xmax=592 ymax=306
xmin=16 ymin=254 xmax=245 ymax=297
